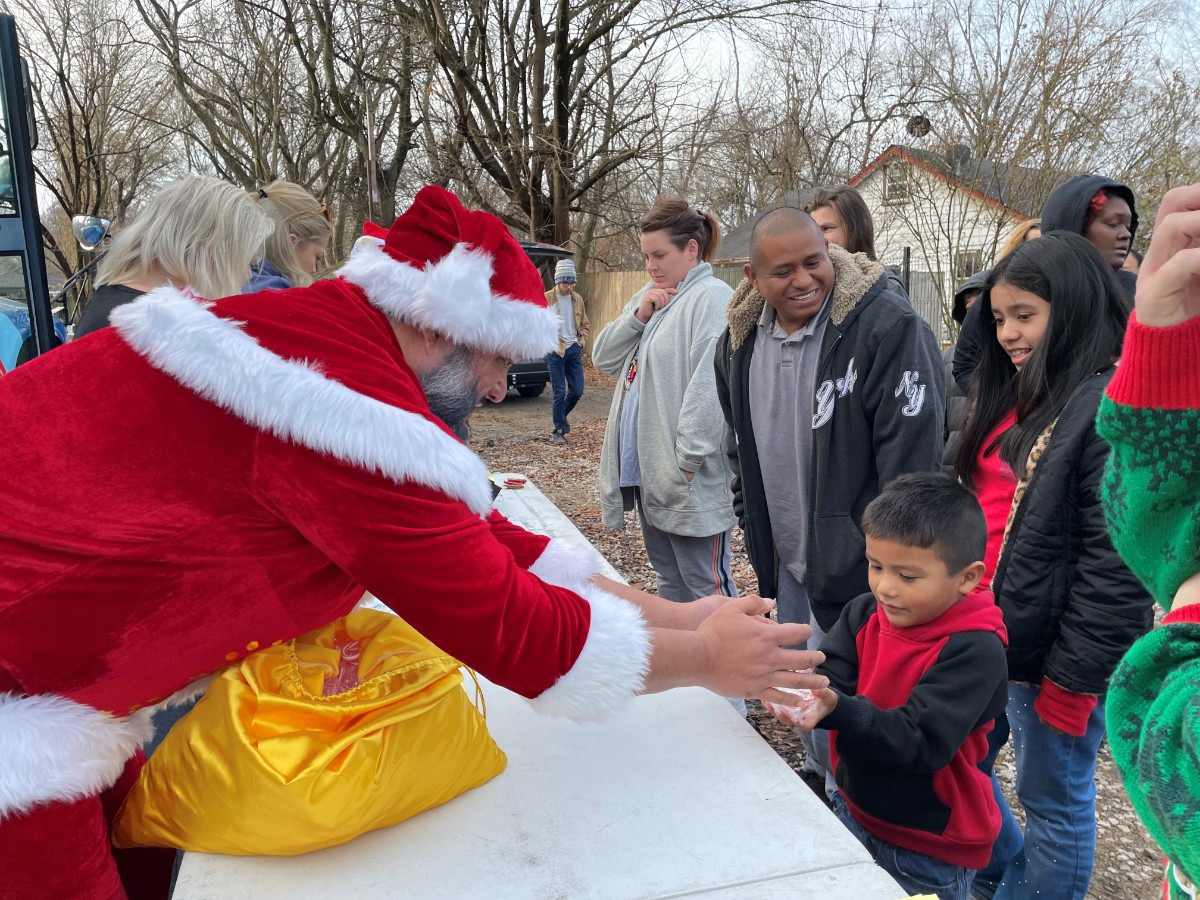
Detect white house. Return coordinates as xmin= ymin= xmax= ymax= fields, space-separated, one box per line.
xmin=851 ymin=145 xmax=1042 ymax=342
xmin=718 ymin=145 xmax=1048 ymax=344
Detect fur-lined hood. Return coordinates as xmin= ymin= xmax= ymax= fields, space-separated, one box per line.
xmin=726 ymin=244 xmax=886 ymax=349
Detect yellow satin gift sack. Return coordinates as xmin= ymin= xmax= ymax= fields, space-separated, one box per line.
xmin=112 ymin=608 xmax=507 ymax=855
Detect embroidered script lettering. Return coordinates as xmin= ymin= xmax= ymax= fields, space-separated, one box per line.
xmin=894 ymin=370 xmax=926 ymax=417
xmin=813 ymin=358 xmax=857 ymax=429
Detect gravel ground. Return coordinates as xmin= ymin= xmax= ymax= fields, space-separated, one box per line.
xmin=471 ymin=366 xmax=1162 ymax=899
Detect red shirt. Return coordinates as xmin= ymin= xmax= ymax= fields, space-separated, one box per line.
xmin=974 ymin=409 xmax=1019 ymax=587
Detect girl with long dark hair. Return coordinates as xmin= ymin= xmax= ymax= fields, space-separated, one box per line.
xmin=956 ymin=232 xmax=1153 ymax=900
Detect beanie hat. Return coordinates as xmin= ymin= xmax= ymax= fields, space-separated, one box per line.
xmin=555 ymin=259 xmax=577 ymax=284
xmin=338 ymin=186 xmax=558 ymax=360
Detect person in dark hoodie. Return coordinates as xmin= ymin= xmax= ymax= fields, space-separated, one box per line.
xmin=943 ymin=271 xmax=989 ymax=473
xmin=785 ymin=473 xmax=1007 ymax=900
xmin=953 ymin=175 xmax=1138 ymax=391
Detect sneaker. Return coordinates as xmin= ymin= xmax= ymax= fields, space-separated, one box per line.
xmin=551 ymin=430 xmax=567 ymax=445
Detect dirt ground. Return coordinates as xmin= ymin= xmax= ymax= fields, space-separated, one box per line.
xmin=469 ymin=365 xmax=1162 ymax=900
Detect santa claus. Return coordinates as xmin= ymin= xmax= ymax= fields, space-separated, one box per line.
xmin=0 ymin=186 xmax=822 ymax=899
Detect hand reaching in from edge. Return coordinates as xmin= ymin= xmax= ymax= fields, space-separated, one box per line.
xmin=1134 ymin=184 xmax=1200 ymax=328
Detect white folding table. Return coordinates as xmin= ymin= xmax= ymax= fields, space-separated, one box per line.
xmin=173 ymin=476 xmax=905 ymax=899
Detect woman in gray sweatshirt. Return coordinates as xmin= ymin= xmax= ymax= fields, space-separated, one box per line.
xmin=593 ymin=198 xmax=737 ymax=602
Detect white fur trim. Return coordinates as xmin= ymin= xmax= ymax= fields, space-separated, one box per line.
xmin=0 ymin=694 xmax=153 ymax=818
xmin=528 ymin=538 xmax=606 ymax=589
xmin=111 ymin=285 xmax=493 ymax=516
xmin=338 ymin=240 xmax=560 ymax=360
xmin=528 ymin=584 xmax=651 ymax=722
xmin=146 ymin=676 xmax=212 ymax=714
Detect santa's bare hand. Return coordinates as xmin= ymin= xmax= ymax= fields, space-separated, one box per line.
xmin=1134 ymin=184 xmax=1200 ymax=328
xmin=696 ymin=595 xmax=827 ymax=700
xmin=682 ymin=593 xmax=730 ymax=628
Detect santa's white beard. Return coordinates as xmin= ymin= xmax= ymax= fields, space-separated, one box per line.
xmin=419 ymin=347 xmax=476 ymax=440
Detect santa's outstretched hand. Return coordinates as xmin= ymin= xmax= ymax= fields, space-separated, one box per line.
xmin=690 ymin=595 xmax=827 ymax=707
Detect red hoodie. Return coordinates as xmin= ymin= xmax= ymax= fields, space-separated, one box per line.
xmin=819 ymin=589 xmax=1009 ymax=869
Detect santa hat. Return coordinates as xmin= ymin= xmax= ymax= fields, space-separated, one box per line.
xmin=339 ymin=187 xmax=559 ymax=360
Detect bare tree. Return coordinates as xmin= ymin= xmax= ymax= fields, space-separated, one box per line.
xmin=9 ymin=0 xmax=179 ymax=320
xmin=133 ymin=0 xmax=422 ymax=254
xmin=405 ymin=0 xmax=831 ymax=246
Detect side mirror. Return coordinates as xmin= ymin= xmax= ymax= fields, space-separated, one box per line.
xmin=72 ymin=215 xmax=110 ymax=251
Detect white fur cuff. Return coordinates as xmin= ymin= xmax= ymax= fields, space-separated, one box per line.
xmin=0 ymin=694 xmax=153 ymax=819
xmin=528 ymin=585 xmax=651 ymax=722
xmin=528 ymin=538 xmax=606 ymax=590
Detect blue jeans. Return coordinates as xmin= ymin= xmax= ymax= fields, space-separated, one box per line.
xmin=545 ymin=343 xmax=583 ymax=433
xmin=974 ymin=682 xmax=1105 ymax=900
xmin=833 ymin=795 xmax=975 ymax=900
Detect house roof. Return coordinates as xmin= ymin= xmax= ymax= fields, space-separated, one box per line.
xmin=715 ymin=188 xmax=814 ymax=264
xmin=850 ymin=145 xmax=1045 ymax=220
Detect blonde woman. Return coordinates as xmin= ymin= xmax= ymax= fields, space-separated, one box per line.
xmin=74 ymin=175 xmax=273 ymax=339
xmin=245 ymin=180 xmax=333 ymax=291
xmin=995 ymin=217 xmax=1041 ymax=264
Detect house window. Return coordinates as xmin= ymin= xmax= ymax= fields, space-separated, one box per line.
xmin=882 ymin=163 xmax=910 ymax=203
xmin=954 ymin=249 xmax=986 ymax=280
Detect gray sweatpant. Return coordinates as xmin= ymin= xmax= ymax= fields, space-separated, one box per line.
xmin=635 ymin=496 xmax=736 ymax=601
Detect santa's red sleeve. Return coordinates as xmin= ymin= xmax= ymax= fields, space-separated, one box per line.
xmin=253 ymin=438 xmax=649 ymax=722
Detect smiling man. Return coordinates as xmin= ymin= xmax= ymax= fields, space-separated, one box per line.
xmin=715 ymin=206 xmax=945 ymax=792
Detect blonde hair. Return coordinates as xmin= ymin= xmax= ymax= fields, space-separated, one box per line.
xmin=996 ymin=218 xmax=1041 ymax=263
xmin=253 ymin=180 xmax=332 ymax=288
xmin=97 ymin=175 xmax=274 ymax=299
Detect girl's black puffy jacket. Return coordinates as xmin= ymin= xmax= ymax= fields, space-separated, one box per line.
xmin=991 ymin=368 xmax=1153 ymax=694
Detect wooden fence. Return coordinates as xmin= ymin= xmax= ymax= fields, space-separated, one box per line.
xmin=577 ymin=265 xmax=747 ymax=338
xmin=577 ymin=264 xmax=951 ymax=348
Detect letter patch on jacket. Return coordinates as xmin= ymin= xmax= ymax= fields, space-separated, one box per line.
xmin=813 ymin=358 xmax=857 ymax=429
xmin=894 ymin=370 xmax=926 ymax=417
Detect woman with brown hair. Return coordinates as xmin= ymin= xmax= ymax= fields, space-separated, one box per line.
xmin=593 ymin=198 xmax=737 ymax=603
xmin=806 ymin=185 xmax=879 ymax=260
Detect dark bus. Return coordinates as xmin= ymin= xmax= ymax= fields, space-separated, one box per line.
xmin=0 ymin=13 xmax=59 ymax=372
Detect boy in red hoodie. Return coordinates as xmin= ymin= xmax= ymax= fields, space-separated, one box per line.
xmin=795 ymin=473 xmax=1007 ymax=900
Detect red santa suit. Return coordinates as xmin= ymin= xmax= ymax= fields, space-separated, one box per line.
xmin=0 ymin=187 xmax=650 ymax=899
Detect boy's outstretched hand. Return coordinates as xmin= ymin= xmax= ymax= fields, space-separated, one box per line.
xmin=1135 ymin=184 xmax=1200 ymax=328
xmin=768 ymin=687 xmax=838 ymax=731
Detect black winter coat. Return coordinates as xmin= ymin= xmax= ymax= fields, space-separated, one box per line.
xmin=942 ymin=342 xmax=968 ymax=474
xmin=715 ymin=246 xmax=945 ymax=629
xmin=990 ymin=369 xmax=1153 ymax=693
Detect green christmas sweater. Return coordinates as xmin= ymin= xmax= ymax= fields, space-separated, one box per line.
xmin=1098 ymin=312 xmax=1200 ymax=898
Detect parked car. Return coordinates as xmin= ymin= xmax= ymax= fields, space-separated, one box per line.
xmin=0 ymin=295 xmax=67 ymax=370
xmin=510 ymin=240 xmax=573 ymax=398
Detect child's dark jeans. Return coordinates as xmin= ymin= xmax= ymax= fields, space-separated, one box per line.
xmin=832 ymin=793 xmax=976 ymax=900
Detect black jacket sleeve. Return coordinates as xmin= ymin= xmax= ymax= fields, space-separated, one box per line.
xmin=952 ymin=300 xmax=983 ymax=393
xmin=822 ymin=631 xmax=1008 ymax=774
xmin=1043 ymin=424 xmax=1154 ymax=694
xmin=713 ymin=330 xmax=744 ymax=524
xmin=815 ymin=594 xmax=876 ymax=695
xmin=861 ymin=309 xmax=945 ymax=488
